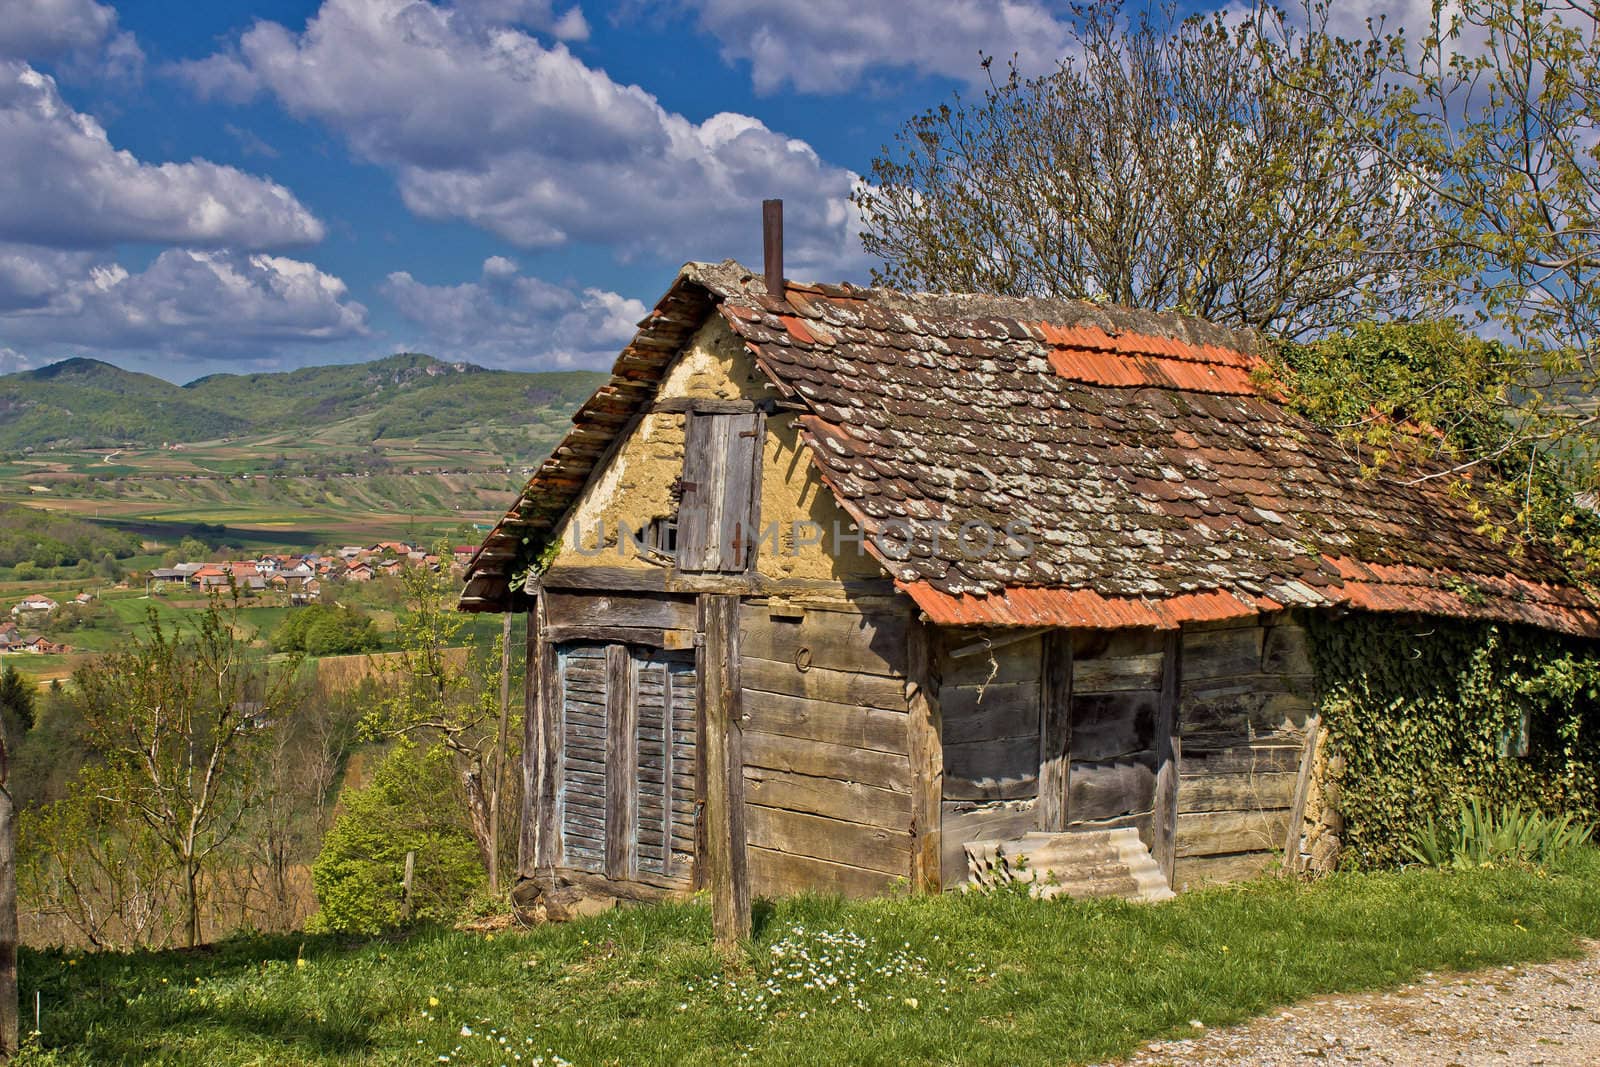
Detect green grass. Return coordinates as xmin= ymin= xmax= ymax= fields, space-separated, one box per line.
xmin=20 ymin=852 xmax=1600 ymax=1066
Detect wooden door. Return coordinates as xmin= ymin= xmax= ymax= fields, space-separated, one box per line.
xmin=677 ymin=410 xmax=764 ymax=573
xmin=556 ymin=641 xmax=697 ymax=886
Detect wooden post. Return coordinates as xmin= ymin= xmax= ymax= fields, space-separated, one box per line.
xmin=906 ymin=616 xmax=944 ymax=893
xmin=1282 ymin=713 xmax=1322 ymax=873
xmin=604 ymin=643 xmax=638 ymax=880
xmin=1036 ymin=629 xmax=1073 ymax=832
xmin=520 ymin=593 xmax=561 ymax=881
xmin=488 ymin=612 xmax=513 ymax=895
xmin=699 ymin=593 xmax=749 ymax=947
xmin=1151 ymin=630 xmax=1182 ymax=887
xmin=399 ymin=850 xmax=416 ymax=922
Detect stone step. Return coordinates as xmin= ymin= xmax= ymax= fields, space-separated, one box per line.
xmin=964 ymin=828 xmax=1176 ymax=903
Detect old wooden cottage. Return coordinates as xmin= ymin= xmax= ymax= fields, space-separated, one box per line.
xmin=461 ymin=251 xmax=1600 ymax=923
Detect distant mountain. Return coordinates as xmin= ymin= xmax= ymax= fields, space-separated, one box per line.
xmin=0 ymin=353 xmax=606 ymax=451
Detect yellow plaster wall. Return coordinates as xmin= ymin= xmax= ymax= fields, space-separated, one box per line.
xmin=549 ymin=317 xmax=883 ymax=582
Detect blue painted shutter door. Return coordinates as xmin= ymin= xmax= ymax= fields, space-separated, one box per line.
xmin=558 ymin=644 xmax=608 ymax=873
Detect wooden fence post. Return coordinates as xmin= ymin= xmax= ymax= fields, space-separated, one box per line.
xmin=906 ymin=616 xmax=944 ymax=893
xmin=1151 ymin=630 xmax=1182 ymax=887
xmin=699 ymin=593 xmax=749 ymax=947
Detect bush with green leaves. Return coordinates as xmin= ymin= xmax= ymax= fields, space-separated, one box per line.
xmin=309 ymin=741 xmax=485 ymax=935
xmin=1405 ymin=798 xmax=1595 ymax=870
xmin=1310 ymin=613 xmax=1600 ymax=868
xmin=271 ymin=604 xmax=379 ymax=656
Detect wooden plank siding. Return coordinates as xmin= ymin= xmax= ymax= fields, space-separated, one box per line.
xmin=1172 ymin=614 xmax=1316 ymax=891
xmin=739 ymin=600 xmax=915 ymax=898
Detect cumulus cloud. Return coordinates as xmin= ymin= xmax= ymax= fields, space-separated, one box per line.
xmin=0 ymin=62 xmax=324 ymax=251
xmin=0 ymin=0 xmax=143 ymax=79
xmin=179 ymin=0 xmax=867 ymax=277
xmin=662 ymin=0 xmax=1072 ymax=94
xmin=382 ymin=256 xmax=647 ymax=368
xmin=0 ymin=246 xmax=368 ymax=355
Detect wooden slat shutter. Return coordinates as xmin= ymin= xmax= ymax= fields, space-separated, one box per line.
xmin=558 ymin=645 xmax=608 ymax=873
xmin=635 ymin=653 xmax=698 ymax=882
xmin=677 ymin=411 xmax=764 ymax=573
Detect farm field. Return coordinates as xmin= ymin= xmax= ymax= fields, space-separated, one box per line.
xmin=17 ymin=852 xmax=1600 ymax=1066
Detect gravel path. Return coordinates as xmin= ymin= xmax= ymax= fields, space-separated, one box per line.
xmin=1103 ymin=941 xmax=1600 ymax=1066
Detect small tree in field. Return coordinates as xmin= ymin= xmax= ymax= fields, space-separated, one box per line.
xmin=75 ymin=600 xmax=301 ymax=948
xmin=360 ymin=558 xmax=512 ymax=882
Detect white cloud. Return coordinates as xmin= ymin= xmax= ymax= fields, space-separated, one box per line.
xmin=0 ymin=0 xmax=143 ymax=79
xmin=179 ymin=0 xmax=867 ymax=277
xmin=0 ymin=62 xmax=325 ymax=251
xmin=0 ymin=346 xmax=29 ymax=374
xmin=0 ymin=246 xmax=368 ymax=355
xmin=382 ymin=256 xmax=646 ymax=368
xmin=452 ymin=0 xmax=590 ymax=39
xmin=664 ymin=0 xmax=1073 ymax=94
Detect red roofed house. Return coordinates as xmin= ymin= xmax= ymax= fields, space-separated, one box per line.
xmin=460 ymin=257 xmax=1600 ymax=919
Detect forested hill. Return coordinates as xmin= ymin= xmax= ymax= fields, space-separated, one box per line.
xmin=0 ymin=354 xmax=607 ymax=451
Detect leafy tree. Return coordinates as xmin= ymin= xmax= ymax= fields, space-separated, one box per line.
xmin=0 ymin=669 xmax=33 ymax=736
xmin=360 ymin=552 xmax=508 ymax=877
xmin=309 ymin=741 xmax=485 ymax=934
xmin=1276 ymin=321 xmax=1600 ymax=566
xmin=1300 ymin=0 xmax=1600 ymax=558
xmin=74 ymin=600 xmax=301 ymax=947
xmin=271 ymin=604 xmax=379 ymax=656
xmin=854 ymin=1 xmax=1445 ymax=337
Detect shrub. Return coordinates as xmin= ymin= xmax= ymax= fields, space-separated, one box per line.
xmin=1404 ymin=797 xmax=1595 ymax=870
xmin=309 ymin=741 xmax=485 ymax=935
xmin=272 ymin=604 xmax=378 ymax=656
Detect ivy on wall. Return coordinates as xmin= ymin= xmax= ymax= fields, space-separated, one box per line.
xmin=1307 ymin=613 xmax=1600 ymax=868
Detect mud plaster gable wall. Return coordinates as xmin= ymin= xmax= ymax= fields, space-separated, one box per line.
xmin=548 ymin=316 xmax=884 ymax=582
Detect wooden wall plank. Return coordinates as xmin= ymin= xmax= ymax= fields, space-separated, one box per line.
xmin=1068 ymin=758 xmax=1156 ymax=824
xmin=744 ymin=730 xmax=912 ymax=793
xmin=1036 ymin=630 xmax=1072 ymax=831
xmin=1175 ymin=809 xmax=1289 ymax=858
xmin=743 ymin=656 xmax=908 ymax=712
xmin=1174 ymin=850 xmax=1276 ymax=890
xmin=742 ymin=690 xmax=909 ymax=755
xmin=520 ymin=595 xmax=562 ymax=879
xmin=942 ymin=735 xmax=1040 ymax=801
xmin=906 ymin=616 xmax=943 ymax=893
xmin=545 ymin=591 xmax=696 ymax=633
xmin=699 ymin=593 xmax=750 ymax=945
xmin=745 ymin=805 xmax=910 ymax=877
xmin=740 ymin=603 xmax=907 ymax=677
xmin=940 ymin=682 xmax=1041 ymax=744
xmin=1069 ymin=692 xmax=1158 ymax=762
xmin=1151 ymin=631 xmax=1181 ymax=885
xmin=1177 ymin=771 xmax=1297 ymax=813
xmin=1072 ymin=651 xmax=1164 ymax=694
xmin=748 ymin=846 xmax=893 ymax=899
xmin=743 ymin=767 xmax=911 ymax=830
xmin=941 ymin=635 xmax=1043 ymax=687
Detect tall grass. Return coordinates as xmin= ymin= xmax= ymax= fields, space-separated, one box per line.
xmin=15 ymin=851 xmax=1600 ymax=1066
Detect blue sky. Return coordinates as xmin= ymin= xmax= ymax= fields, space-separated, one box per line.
xmin=0 ymin=0 xmax=1406 ymax=382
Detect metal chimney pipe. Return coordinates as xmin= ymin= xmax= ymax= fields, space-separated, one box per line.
xmin=762 ymin=198 xmax=783 ymax=299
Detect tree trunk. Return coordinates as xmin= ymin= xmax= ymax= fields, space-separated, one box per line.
xmin=184 ymin=861 xmax=200 ymax=949
xmin=459 ymin=760 xmax=494 ymax=875
xmin=0 ymin=776 xmax=18 ymax=1057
